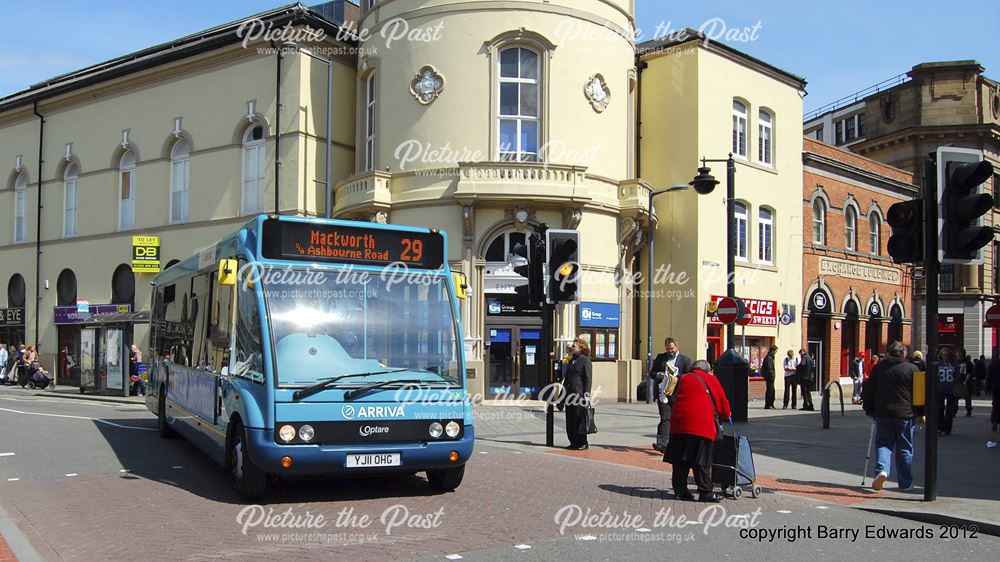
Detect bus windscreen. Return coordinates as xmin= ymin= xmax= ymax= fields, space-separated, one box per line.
xmin=262 ymin=219 xmax=444 ymax=269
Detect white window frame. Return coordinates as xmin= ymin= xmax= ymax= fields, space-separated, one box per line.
xmin=812 ymin=199 xmax=826 ymax=245
xmin=242 ymin=125 xmax=267 ymax=215
xmin=364 ymin=73 xmax=376 ymax=172
xmin=169 ymin=139 xmax=190 ymax=224
xmin=757 ymin=110 xmax=773 ymax=166
xmin=734 ymin=201 xmax=749 ymax=261
xmin=870 ymin=214 xmax=881 ymax=255
xmin=118 ymin=151 xmax=136 ymax=231
xmin=845 ymin=206 xmax=857 ymax=251
xmin=758 ymin=207 xmax=774 ymax=264
xmin=13 ymin=173 xmax=27 ymax=243
xmin=63 ymin=164 xmax=78 ymax=238
xmin=732 ymin=100 xmax=748 ymax=159
xmin=497 ymin=46 xmax=541 ymax=162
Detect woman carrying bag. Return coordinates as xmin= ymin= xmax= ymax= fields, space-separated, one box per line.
xmin=563 ymin=337 xmax=593 ymax=450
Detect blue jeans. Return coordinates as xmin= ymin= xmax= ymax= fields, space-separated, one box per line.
xmin=873 ymin=417 xmax=915 ymax=488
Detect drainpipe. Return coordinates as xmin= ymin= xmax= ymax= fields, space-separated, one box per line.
xmin=33 ymin=102 xmax=44 ymax=346
xmin=273 ymin=41 xmax=283 ymax=215
xmin=634 ymin=58 xmax=647 ymax=361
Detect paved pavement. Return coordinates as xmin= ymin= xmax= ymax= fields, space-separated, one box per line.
xmin=1 ymin=385 xmax=998 ymax=561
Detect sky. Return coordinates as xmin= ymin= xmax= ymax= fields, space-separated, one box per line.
xmin=1 ymin=0 xmax=998 ymax=114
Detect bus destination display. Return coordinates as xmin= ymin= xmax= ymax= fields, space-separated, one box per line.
xmin=263 ymin=220 xmax=444 ymax=269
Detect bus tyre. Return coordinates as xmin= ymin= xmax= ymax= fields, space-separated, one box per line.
xmin=157 ymin=390 xmax=174 ymax=438
xmin=230 ymin=421 xmax=266 ymax=501
xmin=426 ymin=465 xmax=465 ymax=492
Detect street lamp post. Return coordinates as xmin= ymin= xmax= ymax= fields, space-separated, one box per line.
xmin=690 ymin=155 xmax=735 ymax=348
xmin=645 ymin=184 xmax=690 ymax=403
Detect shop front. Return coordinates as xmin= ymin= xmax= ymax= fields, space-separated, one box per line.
xmin=484 ymin=273 xmax=543 ymax=399
xmin=707 ymin=295 xmax=779 ymax=375
xmin=54 ymin=304 xmax=132 ymax=389
xmin=0 ymin=308 xmax=25 ymax=348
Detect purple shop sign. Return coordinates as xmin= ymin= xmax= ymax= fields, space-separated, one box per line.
xmin=54 ymin=304 xmax=130 ymax=325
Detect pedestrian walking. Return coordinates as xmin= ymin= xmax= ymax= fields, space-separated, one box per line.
xmin=989 ymin=356 xmax=1000 ymax=433
xmin=662 ymin=359 xmax=731 ymax=503
xmin=974 ymin=355 xmax=987 ymax=397
xmin=959 ymin=351 xmax=974 ymax=417
xmin=910 ymin=350 xmax=926 ymax=371
xmin=15 ymin=344 xmax=27 ymax=387
xmin=937 ymin=348 xmax=959 ymax=436
xmin=761 ymin=345 xmax=777 ymax=409
xmin=563 ymin=337 xmax=592 ymax=450
xmin=796 ymin=348 xmax=816 ymax=410
xmin=782 ymin=349 xmax=798 ymax=409
xmin=862 ymin=341 xmax=918 ymax=491
xmin=5 ymin=345 xmax=17 ymax=386
xmin=0 ymin=341 xmax=7 ymax=384
xmin=649 ymin=337 xmax=692 ymax=452
xmin=850 ymin=352 xmax=866 ymax=404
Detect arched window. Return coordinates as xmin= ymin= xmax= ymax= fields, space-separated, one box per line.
xmin=845 ymin=206 xmax=857 ymax=251
xmin=498 ymin=47 xmax=540 ymax=162
xmin=869 ymin=214 xmax=881 ymax=255
xmin=484 ymin=231 xmax=533 ymax=263
xmin=812 ymin=199 xmax=826 ymax=245
xmin=13 ymin=173 xmax=27 ymax=243
xmin=734 ymin=201 xmax=749 ymax=260
xmin=758 ymin=109 xmax=773 ymax=165
xmin=732 ymin=100 xmax=747 ymax=158
xmin=242 ymin=124 xmax=267 ymax=215
xmin=364 ymin=73 xmax=376 ymax=172
xmin=7 ymin=273 xmax=26 ymax=308
xmin=118 ymin=150 xmax=136 ymax=230
xmin=170 ymin=139 xmax=190 ymax=223
xmin=57 ymin=268 xmax=77 ymax=306
xmin=63 ymin=163 xmax=78 ymax=237
xmin=758 ymin=207 xmax=774 ymax=264
xmin=111 ymin=264 xmax=135 ymax=307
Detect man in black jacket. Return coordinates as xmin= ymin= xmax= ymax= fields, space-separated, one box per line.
xmin=862 ymin=341 xmax=917 ymax=491
xmin=649 ymin=337 xmax=692 ymax=452
xmin=761 ymin=345 xmax=777 ymax=409
xmin=795 ymin=349 xmax=815 ymax=411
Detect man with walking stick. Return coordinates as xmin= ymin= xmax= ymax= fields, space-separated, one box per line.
xmin=862 ymin=341 xmax=918 ymax=491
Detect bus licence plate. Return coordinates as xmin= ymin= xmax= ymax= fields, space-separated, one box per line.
xmin=346 ymin=453 xmax=401 ymax=468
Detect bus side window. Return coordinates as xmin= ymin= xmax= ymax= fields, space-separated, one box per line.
xmin=233 ymin=280 xmax=265 ymax=383
xmin=209 ymin=275 xmax=233 ymax=372
xmin=191 ymin=273 xmax=211 ymax=371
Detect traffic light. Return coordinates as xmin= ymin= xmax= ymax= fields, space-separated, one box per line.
xmin=937 ymin=147 xmax=995 ymax=264
xmin=886 ymin=199 xmax=924 ymax=264
xmin=512 ymin=236 xmax=544 ymax=307
xmin=545 ymin=229 xmax=580 ymax=304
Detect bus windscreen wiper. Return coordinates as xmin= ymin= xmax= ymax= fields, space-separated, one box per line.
xmin=344 ymin=378 xmax=455 ymax=401
xmin=292 ymin=368 xmax=407 ymax=401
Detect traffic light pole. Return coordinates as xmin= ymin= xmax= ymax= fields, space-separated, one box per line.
xmin=544 ymin=301 xmax=555 ymax=447
xmin=923 ymin=158 xmax=939 ymax=502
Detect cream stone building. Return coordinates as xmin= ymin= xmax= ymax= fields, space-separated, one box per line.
xmin=636 ymin=31 xmax=806 ymax=386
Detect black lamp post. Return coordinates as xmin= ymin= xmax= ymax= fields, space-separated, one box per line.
xmin=690 ymin=155 xmax=735 ymax=348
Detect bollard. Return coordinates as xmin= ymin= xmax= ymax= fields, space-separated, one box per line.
xmin=821 ymin=381 xmax=845 ymax=429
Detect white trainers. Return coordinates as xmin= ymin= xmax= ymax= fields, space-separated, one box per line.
xmin=872 ymin=472 xmax=888 ymax=491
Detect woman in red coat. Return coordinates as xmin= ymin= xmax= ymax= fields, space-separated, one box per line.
xmin=663 ymin=360 xmax=731 ymax=502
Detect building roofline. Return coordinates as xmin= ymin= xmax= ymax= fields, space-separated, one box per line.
xmin=0 ymin=3 xmax=358 ymax=114
xmin=803 ymin=137 xmax=917 ymax=187
xmin=636 ymin=28 xmax=807 ymax=91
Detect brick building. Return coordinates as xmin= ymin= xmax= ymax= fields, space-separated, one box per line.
xmin=802 ymin=138 xmax=917 ymax=390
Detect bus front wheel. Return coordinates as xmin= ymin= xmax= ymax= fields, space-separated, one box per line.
xmin=157 ymin=389 xmax=174 ymax=438
xmin=426 ymin=465 xmax=465 ymax=492
xmin=229 ymin=421 xmax=267 ymax=500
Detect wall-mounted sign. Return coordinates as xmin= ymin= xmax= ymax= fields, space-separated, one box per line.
xmin=132 ymin=235 xmax=161 ymax=273
xmin=54 ymin=304 xmax=130 ymax=325
xmin=580 ymin=302 xmax=620 ymax=328
xmin=818 ymin=257 xmax=901 ymax=284
xmin=868 ymin=302 xmax=882 ymax=317
xmin=811 ymin=291 xmax=829 ymax=312
xmin=710 ymin=295 xmax=777 ymax=326
xmin=77 ymin=299 xmax=90 ymax=314
xmin=0 ymin=308 xmax=24 ymax=327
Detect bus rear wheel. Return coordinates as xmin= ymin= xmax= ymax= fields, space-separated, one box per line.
xmin=229 ymin=421 xmax=267 ymax=500
xmin=426 ymin=465 xmax=465 ymax=492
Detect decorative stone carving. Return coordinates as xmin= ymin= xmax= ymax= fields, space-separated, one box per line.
xmin=584 ymin=74 xmax=610 ymax=113
xmin=370 ymin=211 xmax=388 ymax=224
xmin=563 ymin=207 xmax=583 ymax=230
xmin=410 ymin=65 xmax=444 ymax=105
xmin=462 ymin=205 xmax=475 ymax=243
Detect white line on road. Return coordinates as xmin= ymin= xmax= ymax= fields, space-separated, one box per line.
xmin=65 ymin=473 xmax=78 ymax=477
xmin=815 ymin=505 xmax=829 ymax=510
xmin=7 ymin=478 xmax=19 ymax=482
xmin=0 ymin=452 xmax=14 ymax=457
xmin=514 ymin=544 xmax=532 ymax=549
xmin=444 ymin=555 xmax=463 ymax=560
xmin=0 ymin=406 xmax=155 ymax=431
xmin=777 ymin=510 xmax=792 ymax=514
xmin=172 ymin=466 xmax=183 ymax=469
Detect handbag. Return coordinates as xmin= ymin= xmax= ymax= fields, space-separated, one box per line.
xmin=582 ymin=402 xmax=598 ymax=434
xmin=954 ymin=381 xmax=969 ymax=399
xmin=692 ymin=372 xmax=726 ymax=442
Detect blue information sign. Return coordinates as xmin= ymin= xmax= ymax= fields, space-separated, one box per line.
xmin=579 ymin=302 xmax=620 ymax=328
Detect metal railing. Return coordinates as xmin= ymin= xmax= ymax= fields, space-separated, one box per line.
xmin=804 ymin=73 xmax=910 ymax=122
xmin=821 ymin=380 xmax=845 ymax=429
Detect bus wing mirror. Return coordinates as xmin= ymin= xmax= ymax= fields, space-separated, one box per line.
xmin=452 ymin=272 xmax=468 ymax=300
xmin=218 ymin=259 xmax=238 ymax=286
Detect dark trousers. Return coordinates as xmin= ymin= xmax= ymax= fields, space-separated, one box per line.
xmin=764 ymin=377 xmax=775 ymax=408
xmin=783 ymin=376 xmax=798 ymax=408
xmin=939 ymin=394 xmax=958 ymax=433
xmin=656 ymin=400 xmax=671 ymax=449
xmin=963 ymin=391 xmax=973 ymax=414
xmin=991 ymin=388 xmax=1000 ymax=426
xmin=799 ymin=380 xmax=814 ymax=409
xmin=672 ymin=461 xmax=713 ymax=497
xmin=565 ymin=404 xmax=588 ymax=447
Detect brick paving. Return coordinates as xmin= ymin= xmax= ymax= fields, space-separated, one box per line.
xmin=0 ymin=535 xmax=16 ymax=562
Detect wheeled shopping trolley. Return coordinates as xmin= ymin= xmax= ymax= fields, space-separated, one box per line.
xmin=711 ymin=422 xmax=761 ymax=499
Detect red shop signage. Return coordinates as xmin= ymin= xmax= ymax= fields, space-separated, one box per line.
xmin=710 ymin=295 xmax=778 ymax=327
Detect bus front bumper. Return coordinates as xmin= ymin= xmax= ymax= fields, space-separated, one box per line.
xmin=244 ymin=426 xmax=475 ymax=475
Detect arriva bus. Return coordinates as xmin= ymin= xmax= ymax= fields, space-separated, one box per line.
xmin=145 ymin=215 xmax=473 ymax=499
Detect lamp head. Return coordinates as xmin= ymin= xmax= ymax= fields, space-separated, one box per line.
xmin=690 ymin=166 xmax=719 ymax=195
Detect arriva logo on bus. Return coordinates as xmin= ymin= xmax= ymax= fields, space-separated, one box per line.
xmin=342 ymin=405 xmax=407 ymax=420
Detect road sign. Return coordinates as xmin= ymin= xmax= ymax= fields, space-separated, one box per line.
xmin=716 ymin=297 xmax=738 ymax=324
xmin=737 ymin=313 xmax=753 ymax=326
xmin=986 ymin=304 xmax=1000 ymax=329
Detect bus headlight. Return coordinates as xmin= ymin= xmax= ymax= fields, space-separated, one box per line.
xmin=445 ymin=421 xmax=461 ymax=438
xmin=298 ymin=424 xmax=315 ymax=442
xmin=279 ymin=424 xmax=296 ymax=442
xmin=428 ymin=422 xmax=444 ymax=439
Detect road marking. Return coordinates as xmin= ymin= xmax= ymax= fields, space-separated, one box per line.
xmin=0 ymin=406 xmax=155 ymax=431
xmin=6 ymin=478 xmax=19 ymax=482
xmin=444 ymin=555 xmax=463 ymax=560
xmin=172 ymin=466 xmax=183 ymax=469
xmin=478 ymin=451 xmax=488 ymax=455
xmin=815 ymin=505 xmax=829 ymax=510
xmin=0 ymin=452 xmax=14 ymax=457
xmin=514 ymin=544 xmax=531 ymax=549
xmin=65 ymin=473 xmax=78 ymax=477
xmin=776 ymin=510 xmax=792 ymax=514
